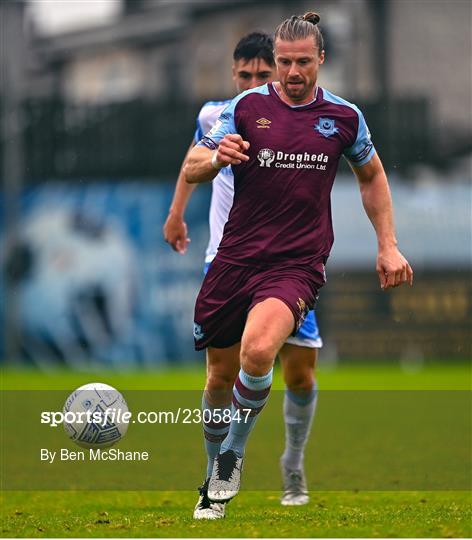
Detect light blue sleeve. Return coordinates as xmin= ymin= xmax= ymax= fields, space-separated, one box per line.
xmin=196 ymin=86 xmax=269 ymax=149
xmin=194 ymin=116 xmax=203 ymax=144
xmin=343 ymin=108 xmax=375 ymax=166
xmin=197 ymin=100 xmax=237 ymax=150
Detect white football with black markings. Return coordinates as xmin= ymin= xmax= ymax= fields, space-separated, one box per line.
xmin=63 ymin=383 xmax=129 ymax=448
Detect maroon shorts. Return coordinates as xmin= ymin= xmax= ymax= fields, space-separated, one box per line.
xmin=193 ymin=257 xmax=326 ymax=350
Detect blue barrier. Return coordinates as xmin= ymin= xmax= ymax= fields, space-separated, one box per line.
xmin=1 ymin=181 xmax=212 ymax=367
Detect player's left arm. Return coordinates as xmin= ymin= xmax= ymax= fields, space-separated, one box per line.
xmin=351 ymin=153 xmax=413 ymax=290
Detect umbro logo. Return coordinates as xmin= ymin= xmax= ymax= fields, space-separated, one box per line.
xmin=256 ymin=117 xmax=271 ymax=128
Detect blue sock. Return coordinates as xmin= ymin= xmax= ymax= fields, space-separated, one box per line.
xmin=202 ymin=394 xmax=231 ymax=478
xmin=281 ymin=381 xmax=318 ymax=470
xmin=220 ymin=368 xmax=273 ymax=458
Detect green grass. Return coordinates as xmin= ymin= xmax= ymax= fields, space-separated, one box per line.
xmin=1 ymin=362 xmax=471 ymax=537
xmin=1 ymin=490 xmax=470 ymax=538
xmin=1 ymin=360 xmax=470 ymax=390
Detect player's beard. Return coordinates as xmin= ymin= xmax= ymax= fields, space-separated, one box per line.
xmin=283 ymin=79 xmax=313 ymax=102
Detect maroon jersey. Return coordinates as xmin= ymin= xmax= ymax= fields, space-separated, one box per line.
xmin=199 ymin=83 xmax=375 ymax=268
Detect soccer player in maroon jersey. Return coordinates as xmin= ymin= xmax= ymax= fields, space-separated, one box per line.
xmin=165 ymin=32 xmax=323 ymax=518
xmin=185 ymin=11 xmax=413 ymax=505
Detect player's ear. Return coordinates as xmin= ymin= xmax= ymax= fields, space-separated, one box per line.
xmin=319 ymin=50 xmax=325 ymax=65
xmin=232 ymin=64 xmax=237 ymax=81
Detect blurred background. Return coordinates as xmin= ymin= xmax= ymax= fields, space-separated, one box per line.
xmin=1 ymin=0 xmax=470 ymax=370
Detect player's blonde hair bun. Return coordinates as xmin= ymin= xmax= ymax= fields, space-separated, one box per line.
xmin=302 ymin=12 xmax=321 ymax=25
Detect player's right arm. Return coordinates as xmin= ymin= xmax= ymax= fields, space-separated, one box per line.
xmin=184 ymin=134 xmax=250 ymax=184
xmin=185 ymin=95 xmax=250 ymax=184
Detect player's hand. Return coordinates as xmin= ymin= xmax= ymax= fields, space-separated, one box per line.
xmin=214 ymin=134 xmax=250 ymax=167
xmin=163 ymin=213 xmax=191 ymax=254
xmin=376 ymin=246 xmax=413 ymax=290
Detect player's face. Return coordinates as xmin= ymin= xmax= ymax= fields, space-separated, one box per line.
xmin=274 ymin=37 xmax=325 ymax=105
xmin=232 ymin=58 xmax=275 ymax=93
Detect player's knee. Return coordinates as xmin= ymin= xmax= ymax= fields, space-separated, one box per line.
xmin=285 ymin=371 xmax=314 ymax=394
xmin=240 ymin=340 xmax=275 ymax=376
xmin=206 ymin=371 xmax=235 ymax=394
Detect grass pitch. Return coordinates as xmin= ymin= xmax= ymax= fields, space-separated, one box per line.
xmin=2 ymin=490 xmax=470 ymax=538
xmin=1 ymin=362 xmax=471 ymax=538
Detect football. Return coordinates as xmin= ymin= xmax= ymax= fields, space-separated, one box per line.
xmin=63 ymin=382 xmax=129 ymax=448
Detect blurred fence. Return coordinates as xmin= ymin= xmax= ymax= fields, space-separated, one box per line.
xmin=317 ymin=271 xmax=470 ymax=361
xmin=1 ymin=179 xmax=470 ymax=367
xmin=18 ymin=99 xmax=201 ymax=181
xmin=0 ymin=96 xmax=435 ymax=183
xmin=1 ymin=181 xmax=211 ymax=367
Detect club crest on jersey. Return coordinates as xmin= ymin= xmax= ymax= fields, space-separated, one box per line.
xmin=257 ymin=148 xmax=275 ymax=167
xmin=315 ymin=118 xmax=339 ymax=138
